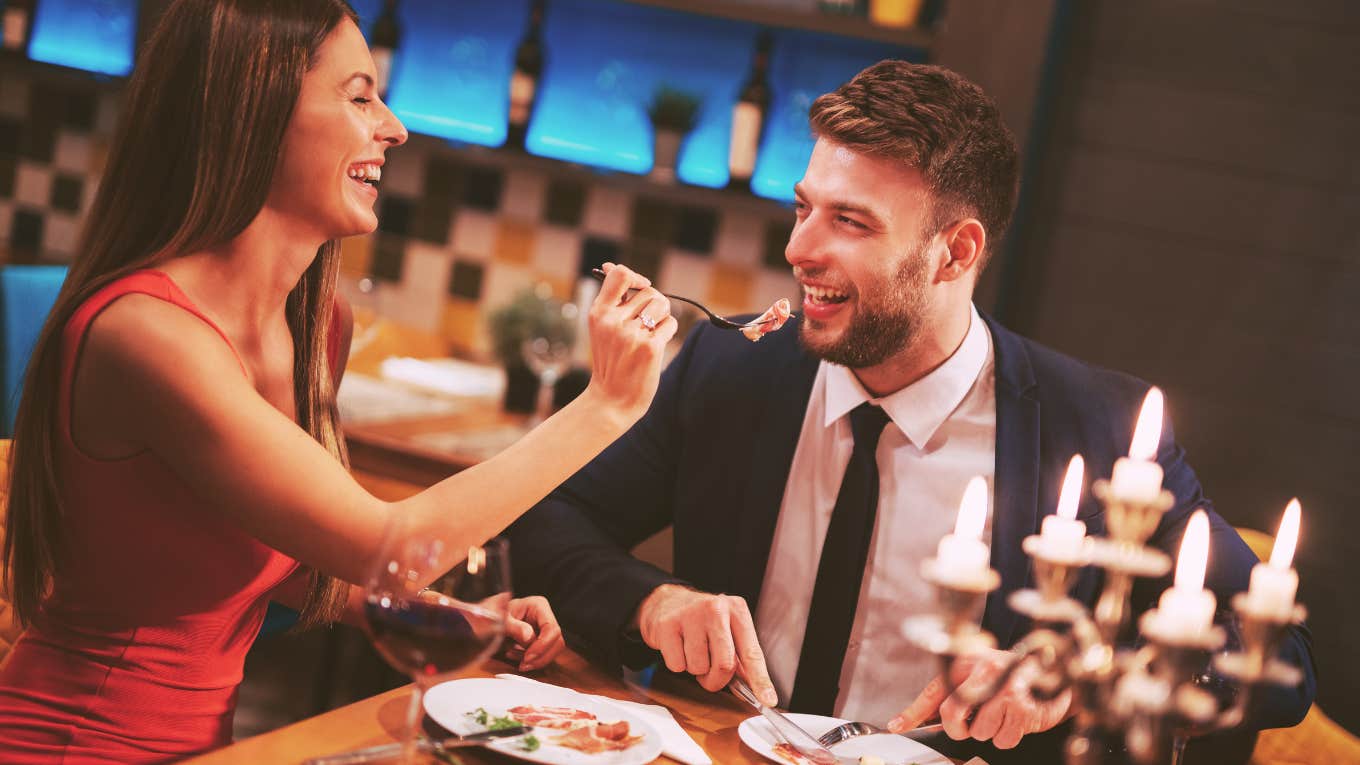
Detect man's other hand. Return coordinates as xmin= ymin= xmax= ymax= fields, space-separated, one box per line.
xmin=889 ymin=648 xmax=1072 ymax=750
xmin=634 ymin=584 xmax=778 ymax=706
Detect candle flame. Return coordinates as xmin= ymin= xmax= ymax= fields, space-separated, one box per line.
xmin=1174 ymin=510 xmax=1210 ymax=591
xmin=1129 ymin=387 xmax=1164 ymax=461
xmin=467 ymin=545 xmax=485 ymax=575
xmin=1270 ymin=498 xmax=1301 ymax=570
xmin=1056 ymin=455 xmax=1085 ymax=521
xmin=955 ymin=476 xmax=989 ymax=540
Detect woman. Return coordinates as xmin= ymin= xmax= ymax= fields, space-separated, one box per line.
xmin=0 ymin=1 xmax=676 ymax=761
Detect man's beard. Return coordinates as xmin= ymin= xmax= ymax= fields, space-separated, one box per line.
xmin=798 ymin=241 xmax=932 ymax=368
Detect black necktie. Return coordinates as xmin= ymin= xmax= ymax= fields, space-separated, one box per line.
xmin=790 ymin=402 xmax=892 ymax=714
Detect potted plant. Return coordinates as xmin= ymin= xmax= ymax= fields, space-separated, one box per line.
xmin=647 ymin=85 xmax=701 ymax=183
xmin=487 ymin=285 xmax=578 ymax=414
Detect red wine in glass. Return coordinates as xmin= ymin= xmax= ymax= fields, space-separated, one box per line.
xmin=365 ymin=596 xmax=504 ymax=679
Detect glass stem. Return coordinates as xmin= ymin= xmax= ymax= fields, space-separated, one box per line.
xmin=402 ymin=681 xmax=425 ymax=763
xmin=532 ymin=373 xmax=557 ymax=427
xmin=1170 ymin=734 xmax=1189 ymax=765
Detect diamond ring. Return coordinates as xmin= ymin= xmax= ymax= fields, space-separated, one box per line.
xmin=639 ymin=314 xmax=658 ymax=330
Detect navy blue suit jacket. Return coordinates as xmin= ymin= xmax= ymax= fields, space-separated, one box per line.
xmin=508 ymin=314 xmax=1315 ymax=737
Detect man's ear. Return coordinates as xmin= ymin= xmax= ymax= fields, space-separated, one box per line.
xmin=936 ymin=218 xmax=987 ymax=283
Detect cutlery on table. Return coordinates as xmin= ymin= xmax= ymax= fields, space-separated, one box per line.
xmin=816 ymin=719 xmax=948 ymax=747
xmin=589 ymin=268 xmax=778 ymax=331
xmin=300 ymin=725 xmax=528 ymax=765
xmin=729 ymin=676 xmax=841 ymax=765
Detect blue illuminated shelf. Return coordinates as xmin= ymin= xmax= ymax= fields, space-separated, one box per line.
xmin=361 ymin=0 xmax=924 ymax=205
xmin=27 ymin=0 xmax=137 ymax=77
xmin=624 ymin=0 xmax=935 ymax=48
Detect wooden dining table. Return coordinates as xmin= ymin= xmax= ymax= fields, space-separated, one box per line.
xmin=185 ymin=648 xmax=967 ymax=765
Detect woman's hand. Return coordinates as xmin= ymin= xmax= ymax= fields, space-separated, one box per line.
xmin=500 ymin=595 xmax=566 ymax=672
xmin=581 ymin=263 xmax=677 ymax=425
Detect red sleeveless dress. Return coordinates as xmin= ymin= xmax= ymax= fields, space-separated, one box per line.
xmin=0 ymin=271 xmax=339 ymax=763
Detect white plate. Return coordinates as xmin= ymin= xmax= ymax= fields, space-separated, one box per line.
xmin=424 ymin=677 xmax=664 ymax=765
xmin=737 ymin=713 xmax=951 ymax=765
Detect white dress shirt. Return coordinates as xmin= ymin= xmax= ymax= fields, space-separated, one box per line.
xmin=753 ymin=305 xmax=996 ymax=724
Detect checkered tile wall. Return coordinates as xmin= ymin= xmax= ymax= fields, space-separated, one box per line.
xmin=0 ymin=66 xmax=800 ymax=357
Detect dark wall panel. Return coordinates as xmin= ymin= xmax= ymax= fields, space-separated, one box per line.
xmin=1010 ymin=0 xmax=1360 ymax=730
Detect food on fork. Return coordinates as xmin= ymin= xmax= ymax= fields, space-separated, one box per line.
xmin=741 ymin=298 xmax=793 ymax=342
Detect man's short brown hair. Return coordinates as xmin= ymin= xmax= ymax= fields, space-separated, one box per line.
xmin=809 ymin=60 xmax=1019 ymax=268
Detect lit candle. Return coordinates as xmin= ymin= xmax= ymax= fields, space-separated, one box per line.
xmin=1244 ymin=499 xmax=1301 ymax=620
xmin=1156 ymin=510 xmax=1216 ymax=636
xmin=1109 ymin=387 xmax=1165 ymax=503
xmin=936 ymin=477 xmax=992 ymax=581
xmin=1038 ymin=455 xmax=1087 ymax=560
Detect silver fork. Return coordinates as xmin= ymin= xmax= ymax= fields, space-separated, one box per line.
xmin=589 ymin=268 xmax=777 ymax=330
xmin=817 ymin=720 xmax=947 ymax=747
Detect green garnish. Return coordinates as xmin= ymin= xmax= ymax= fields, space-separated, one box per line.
xmin=465 ymin=707 xmax=522 ymax=732
xmin=519 ymin=734 xmax=541 ymax=752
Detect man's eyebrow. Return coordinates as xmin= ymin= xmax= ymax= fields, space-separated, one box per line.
xmin=794 ymin=185 xmax=887 ymax=227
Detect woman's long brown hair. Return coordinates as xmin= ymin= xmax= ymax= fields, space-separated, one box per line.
xmin=3 ymin=0 xmax=360 ymax=629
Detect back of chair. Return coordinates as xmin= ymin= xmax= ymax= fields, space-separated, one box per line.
xmin=0 ymin=439 xmax=21 ymax=670
xmin=0 ymin=265 xmax=69 ymax=436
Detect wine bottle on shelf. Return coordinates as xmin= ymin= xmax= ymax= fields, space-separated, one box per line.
xmin=507 ymin=0 xmax=546 ymax=151
xmin=2 ymin=0 xmax=35 ymax=53
xmin=728 ymin=30 xmax=772 ymax=192
xmin=818 ymin=0 xmax=864 ymax=17
xmin=369 ymin=0 xmax=401 ymax=100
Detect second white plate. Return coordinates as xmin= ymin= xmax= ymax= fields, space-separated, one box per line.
xmin=737 ymin=712 xmax=951 ymax=765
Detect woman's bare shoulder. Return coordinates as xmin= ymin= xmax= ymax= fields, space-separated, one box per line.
xmin=68 ymin=293 xmax=247 ymax=457
xmin=82 ymin=293 xmax=239 ymax=376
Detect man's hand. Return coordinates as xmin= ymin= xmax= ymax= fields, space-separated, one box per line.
xmin=634 ymin=584 xmax=778 ymax=705
xmin=889 ymin=648 xmax=1072 ymax=750
xmin=501 ymin=596 xmax=566 ymax=672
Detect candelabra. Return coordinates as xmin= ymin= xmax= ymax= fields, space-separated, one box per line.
xmin=902 ymin=479 xmax=1306 ymax=765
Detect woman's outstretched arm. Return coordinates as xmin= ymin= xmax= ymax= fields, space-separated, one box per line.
xmin=74 ymin=265 xmax=676 ymax=586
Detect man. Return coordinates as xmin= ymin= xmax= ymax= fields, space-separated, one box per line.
xmin=507 ymin=61 xmax=1315 ymax=761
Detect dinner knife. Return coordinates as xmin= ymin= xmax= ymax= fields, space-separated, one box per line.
xmin=729 ymin=677 xmax=840 ymax=765
xmin=300 ymin=725 xmax=528 ymax=765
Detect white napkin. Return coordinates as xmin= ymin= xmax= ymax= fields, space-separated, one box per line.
xmin=379 ymin=356 xmax=505 ymax=398
xmin=495 ymin=673 xmax=713 ymax=765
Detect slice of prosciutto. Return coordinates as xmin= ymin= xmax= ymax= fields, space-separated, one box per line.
xmin=553 ymin=722 xmax=645 ymax=753
xmin=741 ymin=298 xmax=793 ymax=342
xmin=507 ymin=705 xmax=596 ymax=730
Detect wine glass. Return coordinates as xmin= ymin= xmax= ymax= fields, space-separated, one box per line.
xmin=340 ymin=274 xmax=383 ymax=357
xmin=521 ymin=333 xmax=573 ymax=427
xmin=362 ymin=519 xmax=511 ymax=763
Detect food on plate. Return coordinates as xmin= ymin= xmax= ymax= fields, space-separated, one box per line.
xmin=741 ymin=298 xmax=793 ymax=342
xmin=507 ymin=704 xmax=597 ymax=730
xmin=771 ymin=742 xmax=917 ymax=765
xmin=464 ymin=707 xmax=540 ymax=752
xmin=467 ymin=706 xmax=524 ymax=731
xmin=469 ymin=703 xmax=646 ymax=754
xmin=771 ymin=743 xmax=815 ymax=764
xmin=553 ymin=720 xmax=645 ymax=753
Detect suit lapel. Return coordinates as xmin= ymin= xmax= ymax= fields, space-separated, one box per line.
xmin=983 ymin=315 xmax=1041 ymax=648
xmin=731 ymin=327 xmax=820 ymax=609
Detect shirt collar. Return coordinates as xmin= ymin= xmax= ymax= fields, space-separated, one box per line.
xmin=823 ymin=304 xmax=993 ymax=448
